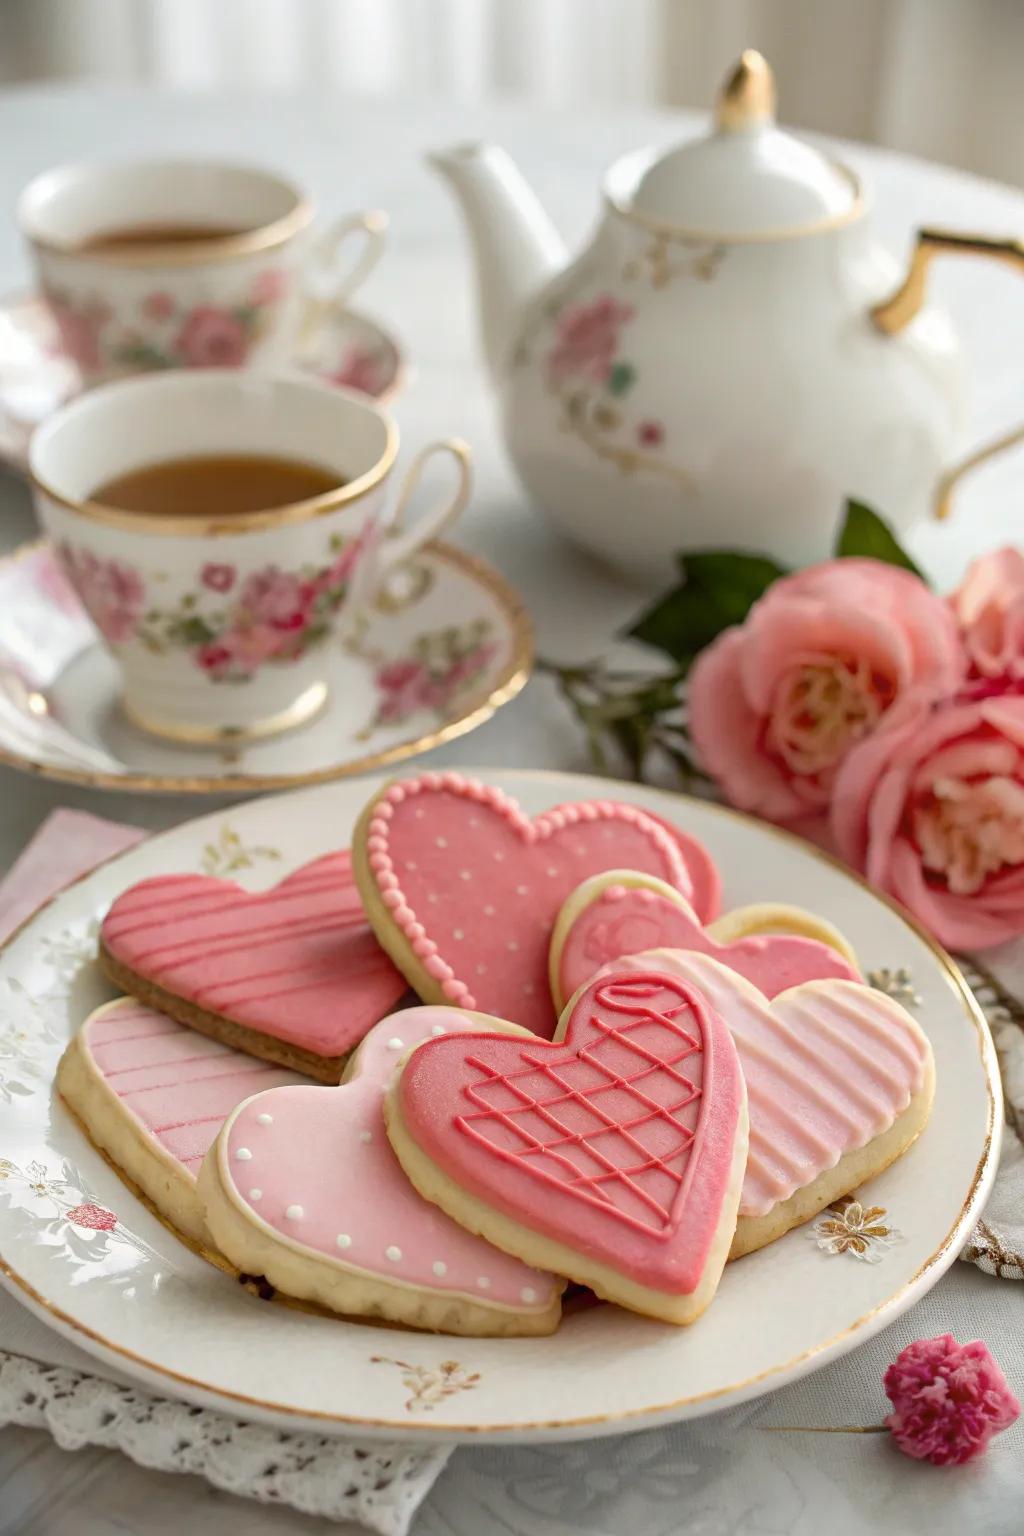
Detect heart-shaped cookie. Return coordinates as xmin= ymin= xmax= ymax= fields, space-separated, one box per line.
xmin=353 ymin=772 xmax=715 ymax=1038
xmin=100 ymin=852 xmax=409 ymax=1081
xmin=385 ymin=970 xmax=748 ymax=1324
xmin=198 ymin=1007 xmax=562 ymax=1336
xmin=57 ymin=997 xmax=304 ymax=1242
xmin=550 ymin=871 xmax=860 ymax=1010
xmin=598 ymin=949 xmax=935 ymax=1257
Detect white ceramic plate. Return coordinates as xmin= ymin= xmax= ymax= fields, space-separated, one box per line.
xmin=0 ymin=542 xmax=530 ymax=792
xmin=0 ymin=771 xmax=999 ymax=1442
xmin=0 ymin=292 xmax=406 ymax=474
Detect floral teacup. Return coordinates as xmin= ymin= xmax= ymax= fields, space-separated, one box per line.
xmin=29 ymin=370 xmax=470 ymax=743
xmin=18 ymin=159 xmax=386 ymax=388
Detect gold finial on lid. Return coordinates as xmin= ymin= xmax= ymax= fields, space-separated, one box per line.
xmin=715 ymin=49 xmax=777 ymax=131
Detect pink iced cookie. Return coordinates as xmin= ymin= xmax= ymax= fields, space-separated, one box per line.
xmin=353 ymin=771 xmax=716 ymax=1039
xmin=56 ymin=997 xmax=304 ymax=1241
xmin=197 ymin=1007 xmax=563 ymax=1336
xmin=385 ymin=970 xmax=748 ymax=1325
xmin=599 ymin=949 xmax=935 ymax=1257
xmin=100 ymin=852 xmax=409 ymax=1081
xmin=550 ymin=871 xmax=860 ymax=1010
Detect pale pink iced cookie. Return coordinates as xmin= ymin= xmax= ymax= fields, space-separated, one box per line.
xmin=599 ymin=949 xmax=935 ymax=1258
xmin=550 ymin=870 xmax=860 ymax=1011
xmin=198 ymin=1007 xmax=563 ymax=1336
xmin=352 ymin=771 xmax=715 ymax=1039
xmin=100 ymin=852 xmax=409 ymax=1082
xmin=385 ymin=970 xmax=748 ymax=1325
xmin=56 ymin=997 xmax=304 ymax=1242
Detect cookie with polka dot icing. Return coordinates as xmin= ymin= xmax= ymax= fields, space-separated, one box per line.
xmin=352 ymin=771 xmax=715 ymax=1040
xmin=385 ymin=969 xmax=749 ymax=1325
xmin=100 ymin=852 xmax=409 ymax=1083
xmin=549 ymin=870 xmax=860 ymax=1012
xmin=197 ymin=1006 xmax=563 ymax=1336
xmin=57 ymin=997 xmax=305 ymax=1243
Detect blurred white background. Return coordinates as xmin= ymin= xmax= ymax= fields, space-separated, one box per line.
xmin=0 ymin=0 xmax=1021 ymax=187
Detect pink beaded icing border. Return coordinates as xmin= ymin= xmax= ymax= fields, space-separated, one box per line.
xmin=364 ymin=771 xmax=691 ymax=1009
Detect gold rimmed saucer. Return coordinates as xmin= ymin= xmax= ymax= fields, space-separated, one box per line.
xmin=0 ymin=540 xmax=532 ymax=793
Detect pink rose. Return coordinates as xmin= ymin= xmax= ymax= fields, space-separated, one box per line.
xmin=140 ymin=291 xmax=175 ymax=323
xmin=224 ymin=623 xmax=287 ymax=671
xmin=689 ymin=559 xmax=965 ymax=821
xmin=884 ymin=1335 xmax=1019 ymax=1466
xmin=66 ymin=1201 xmax=117 ymax=1231
xmin=546 ymin=293 xmax=634 ymax=386
xmin=375 ymin=659 xmax=433 ymax=722
xmin=250 ymin=268 xmax=287 ymax=305
xmin=444 ymin=643 xmax=496 ymax=687
xmin=950 ymin=546 xmax=1024 ymax=684
xmin=196 ymin=641 xmax=234 ymax=677
xmin=47 ymin=296 xmax=102 ymax=374
xmin=831 ymin=688 xmax=1024 ymax=949
xmin=58 ymin=545 xmax=145 ymax=645
xmin=330 ymin=344 xmax=385 ymax=396
xmin=201 ymin=562 xmax=236 ymax=593
xmin=174 ymin=305 xmax=249 ymax=367
xmin=238 ymin=567 xmax=311 ymax=629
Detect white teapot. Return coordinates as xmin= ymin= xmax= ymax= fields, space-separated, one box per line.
xmin=432 ymin=51 xmax=1022 ymax=584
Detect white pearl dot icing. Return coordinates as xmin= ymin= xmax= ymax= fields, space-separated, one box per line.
xmin=430 ymin=1024 xmax=447 ymax=1035
xmin=249 ymin=1188 xmax=262 ymax=1201
xmin=285 ymin=1204 xmax=304 ymax=1220
xmin=521 ymin=1287 xmax=538 ymax=1303
xmin=435 ymin=836 xmax=447 ymax=848
xmin=453 ymin=928 xmax=464 ymax=940
xmin=359 ymin=1129 xmax=372 ymax=1143
xmin=477 ymin=1276 xmax=491 ymax=1289
xmin=386 ymin=1245 xmax=402 ymax=1262
xmin=483 ymin=905 xmax=495 ymax=916
xmin=386 ymin=1038 xmax=404 ymax=1050
xmin=432 ymin=1260 xmax=447 ymax=1277
xmin=459 ymin=870 xmax=472 ymax=881
xmin=516 ymin=885 xmax=529 ymax=896
xmin=235 ymin=1147 xmax=252 ymax=1161
xmin=256 ymin=1113 xmax=273 ymax=1125
xmin=336 ymin=1234 xmax=352 ymax=1249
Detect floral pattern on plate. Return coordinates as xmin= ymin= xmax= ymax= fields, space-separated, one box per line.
xmin=367 ymin=618 xmax=497 ymax=730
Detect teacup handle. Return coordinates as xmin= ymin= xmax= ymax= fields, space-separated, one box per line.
xmin=376 ymin=439 xmax=473 ymax=585
xmin=299 ymin=210 xmax=388 ymax=353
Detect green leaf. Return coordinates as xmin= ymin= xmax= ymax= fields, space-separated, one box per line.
xmin=834 ymin=500 xmax=927 ymax=581
xmin=607 ymin=362 xmax=636 ymax=398
xmin=172 ymin=615 xmax=216 ymax=645
xmin=627 ymin=550 xmax=788 ymax=663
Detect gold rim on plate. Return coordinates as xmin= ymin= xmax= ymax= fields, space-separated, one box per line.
xmin=0 ymin=539 xmax=533 ymax=794
xmin=0 ymin=772 xmax=1001 ymax=1436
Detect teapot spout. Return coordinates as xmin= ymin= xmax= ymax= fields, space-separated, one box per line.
xmin=429 ymin=142 xmax=565 ymax=382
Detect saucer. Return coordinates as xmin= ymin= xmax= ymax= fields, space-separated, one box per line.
xmin=0 ymin=292 xmax=407 ymax=476
xmin=0 ymin=540 xmax=530 ymax=792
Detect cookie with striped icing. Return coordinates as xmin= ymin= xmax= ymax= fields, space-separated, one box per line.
xmin=99 ymin=852 xmax=409 ymax=1081
xmin=57 ymin=996 xmax=304 ymax=1242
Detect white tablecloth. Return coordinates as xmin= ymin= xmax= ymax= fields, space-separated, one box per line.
xmin=0 ymin=83 xmax=1021 ymax=1536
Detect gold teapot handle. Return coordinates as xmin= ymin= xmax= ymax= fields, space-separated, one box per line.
xmin=870 ymin=229 xmax=1024 ymax=520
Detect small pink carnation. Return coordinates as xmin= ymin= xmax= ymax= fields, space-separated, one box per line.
xmin=884 ymin=1335 xmax=1019 ymax=1466
xmin=949 ymin=546 xmax=1024 ymax=685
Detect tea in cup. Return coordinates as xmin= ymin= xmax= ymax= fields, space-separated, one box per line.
xmin=29 ymin=370 xmax=470 ymax=742
xmin=18 ymin=159 xmax=385 ymax=387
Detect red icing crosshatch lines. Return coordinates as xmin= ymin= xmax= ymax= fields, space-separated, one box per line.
xmin=456 ymin=977 xmax=708 ymax=1234
xmin=389 ymin=970 xmax=748 ymax=1320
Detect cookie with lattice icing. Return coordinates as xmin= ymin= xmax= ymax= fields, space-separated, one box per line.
xmin=549 ymin=869 xmax=860 ymax=1012
xmin=384 ymin=969 xmax=748 ymax=1325
xmin=57 ymin=997 xmax=304 ymax=1242
xmin=100 ymin=852 xmax=409 ymax=1082
xmin=352 ymin=771 xmax=717 ymax=1040
xmin=596 ymin=949 xmax=935 ymax=1257
xmin=198 ymin=1007 xmax=563 ymax=1336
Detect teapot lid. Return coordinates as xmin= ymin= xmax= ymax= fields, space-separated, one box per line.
xmin=608 ymin=51 xmax=861 ymax=239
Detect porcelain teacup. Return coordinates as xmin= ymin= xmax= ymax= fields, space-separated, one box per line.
xmin=29 ymin=370 xmax=470 ymax=743
xmin=18 ymin=158 xmax=386 ymax=389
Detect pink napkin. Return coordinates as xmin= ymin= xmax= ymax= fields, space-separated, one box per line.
xmin=0 ymin=808 xmax=144 ymax=942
